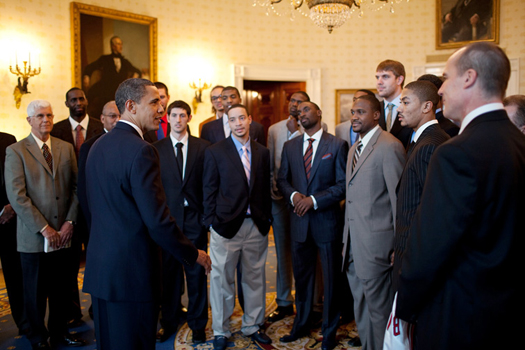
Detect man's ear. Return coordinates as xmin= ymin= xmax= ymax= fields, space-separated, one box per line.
xmin=125 ymin=99 xmax=135 ymax=114
xmin=463 ymin=69 xmax=478 ymax=90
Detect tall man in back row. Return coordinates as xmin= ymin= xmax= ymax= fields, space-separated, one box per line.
xmin=278 ymin=101 xmax=348 ymax=350
xmin=396 ymin=42 xmax=525 ymax=350
xmin=83 ymin=78 xmax=211 ymax=350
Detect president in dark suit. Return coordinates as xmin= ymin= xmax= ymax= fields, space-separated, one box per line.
xmin=153 ymin=100 xmax=210 ymax=344
xmin=375 ymin=60 xmax=412 ymax=148
xmin=5 ymin=100 xmax=85 ymax=349
xmin=391 ymin=81 xmax=450 ymax=293
xmin=203 ymin=104 xmax=272 ymax=350
xmin=277 ymin=101 xmax=348 ymax=350
xmin=0 ymin=131 xmax=29 ymax=335
xmin=201 ymin=86 xmax=266 ymax=146
xmin=396 ymin=42 xmax=525 ymax=350
xmin=83 ymin=78 xmax=211 ymax=350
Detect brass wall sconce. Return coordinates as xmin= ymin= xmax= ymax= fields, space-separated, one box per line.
xmin=190 ymin=79 xmax=212 ymax=113
xmin=10 ymin=53 xmax=41 ymax=109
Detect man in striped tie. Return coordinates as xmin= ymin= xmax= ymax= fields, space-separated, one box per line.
xmin=203 ymin=104 xmax=272 ymax=350
xmin=342 ymin=95 xmax=405 ymax=350
xmin=277 ymin=101 xmax=348 ymax=350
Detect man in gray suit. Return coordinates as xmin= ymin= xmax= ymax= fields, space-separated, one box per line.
xmin=342 ymin=95 xmax=405 ymax=350
xmin=5 ymin=100 xmax=85 ymax=349
xmin=335 ymin=89 xmax=376 ymax=146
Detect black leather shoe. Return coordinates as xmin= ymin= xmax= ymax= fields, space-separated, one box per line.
xmin=279 ymin=331 xmax=307 ymax=343
xmin=32 ymin=342 xmax=50 ymax=350
xmin=156 ymin=327 xmax=177 ymax=343
xmin=321 ymin=337 xmax=337 ymax=350
xmin=249 ymin=330 xmax=272 ymax=344
xmin=192 ymin=329 xmax=206 ymax=344
xmin=267 ymin=305 xmax=294 ymax=323
xmin=50 ymin=334 xmax=86 ymax=347
xmin=213 ymin=335 xmax=227 ymax=350
xmin=347 ymin=336 xmax=362 ymax=347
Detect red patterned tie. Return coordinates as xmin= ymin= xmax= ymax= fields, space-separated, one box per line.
xmin=42 ymin=143 xmax=53 ymax=171
xmin=304 ymin=138 xmax=315 ymax=180
xmin=75 ymin=124 xmax=84 ymax=157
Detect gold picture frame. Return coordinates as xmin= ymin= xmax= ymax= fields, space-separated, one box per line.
xmin=335 ymin=89 xmax=378 ymax=125
xmin=70 ymin=2 xmax=157 ymax=116
xmin=436 ymin=0 xmax=499 ymax=50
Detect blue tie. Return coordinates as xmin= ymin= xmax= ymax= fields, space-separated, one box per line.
xmin=157 ymin=120 xmax=165 ymax=140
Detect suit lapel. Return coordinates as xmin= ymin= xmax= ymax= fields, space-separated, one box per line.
xmin=183 ymin=136 xmax=198 ymax=187
xmin=294 ymin=136 xmax=309 ymax=189
xmin=164 ymin=138 xmax=183 ymax=181
xmin=52 ymin=138 xmax=61 ymax=177
xmin=225 ymin=137 xmax=249 ymax=187
xmin=26 ymin=135 xmax=53 ymax=177
xmin=349 ymin=128 xmax=381 ymax=181
xmin=249 ymin=140 xmax=260 ymax=191
xmin=308 ymin=131 xmax=328 ymax=184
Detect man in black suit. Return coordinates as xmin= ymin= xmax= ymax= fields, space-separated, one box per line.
xmin=201 ymin=86 xmax=266 ymax=146
xmin=153 ymin=100 xmax=210 ymax=344
xmin=51 ymin=87 xmax=104 ymax=325
xmin=396 ymin=42 xmax=525 ymax=350
xmin=203 ymin=104 xmax=272 ymax=350
xmin=417 ymin=74 xmax=459 ymax=137
xmin=0 ymin=131 xmax=29 ymax=335
xmin=390 ymin=81 xmax=450 ymax=293
xmin=277 ymin=101 xmax=348 ymax=350
xmin=83 ymin=35 xmax=141 ymax=118
xmin=375 ymin=60 xmax=413 ymax=148
xmin=77 ymin=100 xmax=120 ymax=233
xmin=83 ymin=78 xmax=211 ymax=350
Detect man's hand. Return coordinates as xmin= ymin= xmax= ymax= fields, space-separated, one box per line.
xmin=294 ymin=196 xmax=314 ymax=217
xmin=196 ymin=249 xmax=212 ymax=275
xmin=58 ymin=221 xmax=74 ymax=247
xmin=286 ymin=117 xmax=299 ymax=134
xmin=470 ymin=13 xmax=480 ymax=26
xmin=292 ymin=192 xmax=305 ymax=208
xmin=0 ymin=204 xmax=16 ymax=224
xmin=390 ymin=251 xmax=395 ymax=266
xmin=41 ymin=225 xmax=61 ymax=249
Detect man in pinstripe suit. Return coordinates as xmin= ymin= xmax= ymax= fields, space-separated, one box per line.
xmin=390 ymin=81 xmax=450 ymax=293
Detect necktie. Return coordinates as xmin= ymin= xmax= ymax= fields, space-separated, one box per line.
xmin=304 ymin=138 xmax=315 ymax=180
xmin=386 ymin=103 xmax=394 ymax=132
xmin=75 ymin=124 xmax=84 ymax=157
xmin=175 ymin=142 xmax=184 ymax=179
xmin=241 ymin=145 xmax=250 ymax=184
xmin=157 ymin=120 xmax=165 ymax=140
xmin=352 ymin=140 xmax=363 ymax=171
xmin=42 ymin=143 xmax=53 ymax=171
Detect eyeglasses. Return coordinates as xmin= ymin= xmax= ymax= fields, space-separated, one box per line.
xmin=103 ymin=114 xmax=120 ymax=118
xmin=211 ymin=96 xmax=222 ymax=102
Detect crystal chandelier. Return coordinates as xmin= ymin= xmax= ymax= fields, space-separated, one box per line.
xmin=253 ymin=0 xmax=409 ymax=33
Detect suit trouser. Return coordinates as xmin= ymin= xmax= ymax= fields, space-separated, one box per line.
xmin=346 ymin=260 xmax=393 ymax=350
xmin=160 ymin=209 xmax=208 ymax=331
xmin=92 ymin=296 xmax=158 ymax=350
xmin=271 ymin=198 xmax=294 ymax=307
xmin=20 ymin=249 xmax=70 ymax=345
xmin=291 ymin=231 xmax=342 ymax=341
xmin=209 ymin=218 xmax=268 ymax=337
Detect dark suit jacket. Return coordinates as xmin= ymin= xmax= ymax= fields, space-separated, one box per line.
xmin=153 ymin=135 xmax=210 ymax=235
xmin=50 ymin=117 xmax=104 ymax=152
xmin=396 ymin=110 xmax=525 ymax=349
xmin=203 ymin=137 xmax=272 ymax=239
xmin=392 ymin=124 xmax=450 ymax=291
xmin=0 ymin=132 xmax=17 ymax=208
xmin=277 ymin=131 xmax=348 ymax=243
xmin=379 ymin=100 xmax=412 ymax=148
xmin=436 ymin=110 xmax=459 ymax=137
xmin=77 ymin=131 xmax=106 ymax=231
xmin=200 ymin=117 xmax=266 ymax=147
xmin=83 ymin=122 xmax=198 ymax=302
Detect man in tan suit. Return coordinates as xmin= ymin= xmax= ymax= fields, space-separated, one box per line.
xmin=342 ymin=95 xmax=405 ymax=350
xmin=5 ymin=100 xmax=85 ymax=350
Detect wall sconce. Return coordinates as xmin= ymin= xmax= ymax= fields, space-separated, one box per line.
xmin=190 ymin=79 xmax=212 ymax=114
xmin=10 ymin=51 xmax=41 ymax=109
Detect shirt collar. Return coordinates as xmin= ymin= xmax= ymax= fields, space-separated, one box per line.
xmin=459 ymin=103 xmax=504 ymax=134
xmin=118 ymin=120 xmax=144 ymax=139
xmin=384 ymin=94 xmax=401 ymax=109
xmin=358 ymin=124 xmax=381 ymax=150
xmin=303 ymin=127 xmax=323 ymax=143
xmin=69 ymin=115 xmax=89 ymax=131
xmin=413 ymin=119 xmax=439 ymax=143
xmin=231 ymin=135 xmax=251 ymax=152
xmin=31 ymin=132 xmax=51 ymax=150
xmin=170 ymin=131 xmax=189 ymax=147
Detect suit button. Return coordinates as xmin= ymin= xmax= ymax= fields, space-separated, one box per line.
xmin=347 ymin=200 xmax=352 ymax=204
xmin=54 ymin=216 xmax=57 ymax=219
xmin=56 ymin=197 xmax=59 ymax=200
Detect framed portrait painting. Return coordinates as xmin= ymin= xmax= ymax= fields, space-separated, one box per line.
xmin=436 ymin=0 xmax=499 ymax=50
xmin=70 ymin=2 xmax=157 ymax=117
xmin=335 ymin=89 xmax=378 ymax=125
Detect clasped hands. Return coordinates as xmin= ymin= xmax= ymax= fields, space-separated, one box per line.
xmin=292 ymin=192 xmax=314 ymax=217
xmin=41 ymin=221 xmax=74 ymax=250
xmin=196 ymin=249 xmax=212 ymax=275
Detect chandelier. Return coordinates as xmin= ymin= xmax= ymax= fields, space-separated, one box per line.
xmin=253 ymin=0 xmax=409 ymax=34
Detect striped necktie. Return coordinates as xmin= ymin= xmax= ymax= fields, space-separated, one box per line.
xmin=42 ymin=143 xmax=53 ymax=171
xmin=304 ymin=138 xmax=315 ymax=180
xmin=352 ymin=140 xmax=363 ymax=171
xmin=386 ymin=103 xmax=394 ymax=132
xmin=75 ymin=124 xmax=84 ymax=157
xmin=241 ymin=145 xmax=250 ymax=184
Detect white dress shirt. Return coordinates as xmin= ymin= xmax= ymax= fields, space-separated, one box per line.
xmin=68 ymin=115 xmax=89 ymax=143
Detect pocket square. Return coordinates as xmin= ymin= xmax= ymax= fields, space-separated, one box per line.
xmin=322 ymin=153 xmax=333 ymax=160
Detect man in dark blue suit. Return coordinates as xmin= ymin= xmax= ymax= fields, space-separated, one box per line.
xmin=83 ymin=78 xmax=211 ymax=350
xmin=277 ymin=101 xmax=348 ymax=350
xmin=397 ymin=42 xmax=525 ymax=350
xmin=153 ymin=100 xmax=210 ymax=344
